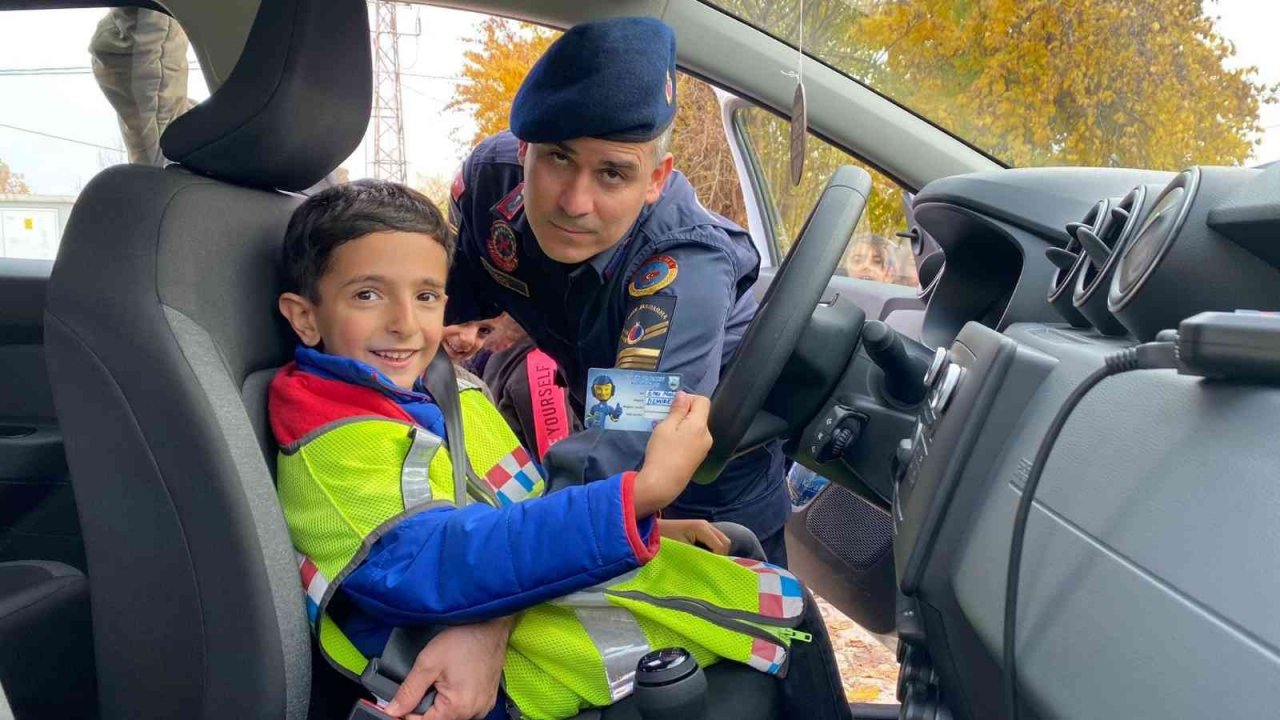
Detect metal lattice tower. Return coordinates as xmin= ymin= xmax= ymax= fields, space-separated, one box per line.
xmin=369 ymin=0 xmax=406 ymax=182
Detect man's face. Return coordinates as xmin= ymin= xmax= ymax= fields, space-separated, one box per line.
xmin=279 ymin=231 xmax=449 ymax=390
xmin=519 ymin=137 xmax=673 ymax=264
xmin=593 ymin=382 xmax=614 ymax=402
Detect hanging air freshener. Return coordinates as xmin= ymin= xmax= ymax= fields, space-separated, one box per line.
xmin=789 ymin=0 xmax=807 ymax=186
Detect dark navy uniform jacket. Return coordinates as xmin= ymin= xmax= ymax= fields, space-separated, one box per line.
xmin=447 ymin=131 xmax=788 ymax=542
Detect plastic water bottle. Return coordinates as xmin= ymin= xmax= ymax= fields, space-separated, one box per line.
xmin=786 ymin=464 xmax=830 ymax=512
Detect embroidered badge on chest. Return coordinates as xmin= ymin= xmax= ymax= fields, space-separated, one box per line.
xmin=488 ymin=221 xmax=520 ymax=273
xmin=628 ymin=255 xmax=679 ymax=297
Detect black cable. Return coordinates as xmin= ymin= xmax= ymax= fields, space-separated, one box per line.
xmin=1002 ymin=342 xmax=1176 ymax=719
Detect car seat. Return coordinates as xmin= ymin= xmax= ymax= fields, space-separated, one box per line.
xmin=42 ymin=0 xmax=779 ymax=717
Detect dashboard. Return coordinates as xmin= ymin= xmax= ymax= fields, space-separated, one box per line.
xmin=869 ymin=163 xmax=1280 ymax=718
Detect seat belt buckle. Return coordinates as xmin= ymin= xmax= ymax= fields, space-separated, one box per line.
xmin=354 ymin=657 xmax=436 ymax=717
xmin=346 ymin=698 xmax=395 ymax=720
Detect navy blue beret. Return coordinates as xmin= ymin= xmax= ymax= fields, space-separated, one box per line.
xmin=510 ymin=17 xmax=677 ymax=144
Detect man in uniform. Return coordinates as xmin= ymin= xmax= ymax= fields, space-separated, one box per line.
xmin=447 ymin=16 xmax=791 ymax=563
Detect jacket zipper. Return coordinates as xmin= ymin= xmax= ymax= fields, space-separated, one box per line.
xmin=605 ymin=590 xmax=811 ymax=653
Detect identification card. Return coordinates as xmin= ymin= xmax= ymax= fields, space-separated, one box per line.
xmin=584 ymin=368 xmax=682 ymax=432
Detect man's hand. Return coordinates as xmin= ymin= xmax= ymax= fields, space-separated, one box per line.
xmin=633 ymin=392 xmax=713 ymax=517
xmin=658 ymin=518 xmax=731 ymax=555
xmin=384 ymin=616 xmax=515 ymax=720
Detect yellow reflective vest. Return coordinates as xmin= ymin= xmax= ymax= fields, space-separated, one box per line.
xmin=274 ymin=370 xmax=807 ymax=720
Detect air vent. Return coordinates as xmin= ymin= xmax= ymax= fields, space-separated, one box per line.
xmin=1106 ymin=166 xmax=1280 ymax=341
xmin=1045 ymin=200 xmax=1105 ymax=327
xmin=1109 ymin=168 xmax=1199 ymax=314
xmin=1072 ymin=186 xmax=1147 ymax=336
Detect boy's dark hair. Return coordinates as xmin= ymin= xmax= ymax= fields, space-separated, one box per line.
xmin=281 ymin=179 xmax=454 ymax=301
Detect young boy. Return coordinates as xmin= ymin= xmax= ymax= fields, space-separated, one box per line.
xmin=270 ymin=180 xmax=849 ymax=720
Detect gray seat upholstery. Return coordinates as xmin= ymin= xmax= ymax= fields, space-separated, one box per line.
xmin=43 ymin=0 xmax=369 ymax=717
xmin=0 ymin=560 xmax=94 ymax=719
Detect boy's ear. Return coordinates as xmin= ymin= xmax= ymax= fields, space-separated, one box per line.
xmin=278 ymin=292 xmax=322 ymax=347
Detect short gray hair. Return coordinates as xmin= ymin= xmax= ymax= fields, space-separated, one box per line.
xmin=651 ymin=123 xmax=674 ymax=164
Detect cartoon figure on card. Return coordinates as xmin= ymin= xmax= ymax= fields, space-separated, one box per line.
xmin=585 ymin=375 xmax=624 ymax=429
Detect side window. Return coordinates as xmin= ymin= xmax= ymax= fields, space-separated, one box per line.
xmin=733 ymin=106 xmax=919 ymax=289
xmin=0 ymin=8 xmax=207 ymax=260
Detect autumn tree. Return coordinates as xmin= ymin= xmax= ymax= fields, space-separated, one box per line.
xmin=449 ymin=18 xmax=747 ymax=227
xmin=0 ymin=158 xmax=32 ymax=194
xmin=414 ymin=171 xmax=453 ymax=212
xmin=851 ymin=0 xmax=1275 ymax=169
xmin=714 ymin=0 xmax=1273 ymax=276
xmin=448 ymin=18 xmax=556 ymax=148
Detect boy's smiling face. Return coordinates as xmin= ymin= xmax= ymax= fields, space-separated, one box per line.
xmin=279 ymin=230 xmax=449 ymax=390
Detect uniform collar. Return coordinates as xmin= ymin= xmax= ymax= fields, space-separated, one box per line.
xmin=294 ymin=345 xmax=432 ymax=404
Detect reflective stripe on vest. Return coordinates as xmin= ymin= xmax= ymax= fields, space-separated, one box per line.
xmin=552 ymin=572 xmax=649 ymax=702
xmin=525 ymin=348 xmax=569 ymax=460
xmin=575 ymin=606 xmax=650 ymax=702
xmin=401 ymin=426 xmax=442 ymax=508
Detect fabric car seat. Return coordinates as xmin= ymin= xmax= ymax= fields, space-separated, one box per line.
xmin=43 ymin=0 xmax=781 ymax=717
xmin=43 ymin=0 xmax=370 ymax=717
xmin=0 ymin=560 xmax=95 ymax=719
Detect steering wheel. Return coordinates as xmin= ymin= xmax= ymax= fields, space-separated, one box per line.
xmin=693 ymin=166 xmax=872 ymax=484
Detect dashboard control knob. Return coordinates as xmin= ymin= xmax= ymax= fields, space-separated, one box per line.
xmin=923 ymin=347 xmax=949 ymax=387
xmin=812 ymin=408 xmax=867 ymax=464
xmin=930 ymin=364 xmax=963 ymax=414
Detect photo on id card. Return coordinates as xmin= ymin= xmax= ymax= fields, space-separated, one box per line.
xmin=584 ymin=368 xmax=682 ymax=432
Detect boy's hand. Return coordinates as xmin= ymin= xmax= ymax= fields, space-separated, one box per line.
xmin=633 ymin=392 xmax=713 ymax=517
xmin=385 ymin=616 xmax=514 ymax=720
xmin=658 ymin=518 xmax=731 ymax=555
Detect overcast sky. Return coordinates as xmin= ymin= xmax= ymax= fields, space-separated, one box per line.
xmin=0 ymin=2 xmax=1276 ymax=198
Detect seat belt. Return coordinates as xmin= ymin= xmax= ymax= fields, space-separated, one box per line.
xmin=354 ymin=354 xmax=473 ymax=718
xmin=423 ymin=352 xmax=473 ymax=505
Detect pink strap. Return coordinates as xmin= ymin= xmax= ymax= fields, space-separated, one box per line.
xmin=525 ymin=349 xmax=570 ymax=460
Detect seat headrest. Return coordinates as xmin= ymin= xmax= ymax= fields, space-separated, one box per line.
xmin=160 ymin=0 xmax=371 ymax=191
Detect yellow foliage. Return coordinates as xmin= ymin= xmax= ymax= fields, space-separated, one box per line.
xmin=0 ymin=158 xmax=32 ymax=195
xmin=448 ymin=18 xmax=558 ymax=150
xmin=842 ymin=0 xmax=1276 ymax=170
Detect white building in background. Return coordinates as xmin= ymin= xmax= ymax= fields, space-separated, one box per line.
xmin=0 ymin=194 xmax=76 ymax=261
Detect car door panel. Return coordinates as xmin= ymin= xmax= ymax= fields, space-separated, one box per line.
xmin=0 ymin=259 xmax=82 ymax=571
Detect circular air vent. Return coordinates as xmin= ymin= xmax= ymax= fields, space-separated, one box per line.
xmin=1046 ymin=200 xmax=1105 ymax=327
xmin=1104 ymin=166 xmax=1280 ymax=341
xmin=1108 ymin=168 xmax=1199 ymax=313
xmin=1072 ymin=186 xmax=1147 ymax=335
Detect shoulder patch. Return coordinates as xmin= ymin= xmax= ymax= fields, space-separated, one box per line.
xmin=494 ymin=182 xmax=525 ymax=221
xmin=616 ymin=295 xmax=677 ymax=371
xmin=628 ymin=255 xmax=679 ymax=297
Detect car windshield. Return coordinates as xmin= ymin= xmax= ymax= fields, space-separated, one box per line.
xmin=704 ymin=0 xmax=1280 ymax=169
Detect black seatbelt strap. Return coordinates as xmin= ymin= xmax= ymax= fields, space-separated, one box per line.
xmin=354 ymin=355 xmax=472 ymax=718
xmin=423 ymin=352 xmax=472 ymax=506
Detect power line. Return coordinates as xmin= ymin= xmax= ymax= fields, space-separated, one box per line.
xmin=0 ymin=121 xmax=125 ymax=154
